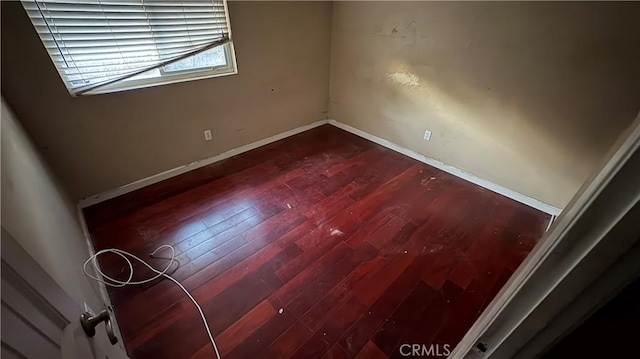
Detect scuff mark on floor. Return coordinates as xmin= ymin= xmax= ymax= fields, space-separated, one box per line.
xmin=421 ymin=176 xmax=436 ymax=186
xmin=330 ymin=228 xmax=345 ymax=236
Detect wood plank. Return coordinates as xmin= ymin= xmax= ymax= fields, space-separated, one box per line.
xmin=292 ymin=293 xmax=367 ymax=358
xmin=352 ymin=235 xmax=418 ymax=306
xmin=223 ymin=310 xmax=297 ymax=359
xmin=272 ymin=242 xmax=353 ymax=305
xmin=372 ymin=281 xmax=439 ymax=356
xmin=130 ymin=271 xmax=273 ymax=359
xmin=355 ymin=341 xmax=387 ymax=359
xmin=287 ymin=242 xmax=377 ymax=318
xmin=215 ymin=299 xmax=276 ymax=355
xmin=339 ymin=257 xmax=430 ymax=357
xmin=322 ymin=344 xmax=350 ymax=359
xmin=260 ymin=319 xmax=314 ymax=359
xmin=83 ymin=125 xmax=550 ymax=358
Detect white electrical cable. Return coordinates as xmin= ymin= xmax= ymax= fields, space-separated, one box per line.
xmin=83 ymin=245 xmax=221 ymax=359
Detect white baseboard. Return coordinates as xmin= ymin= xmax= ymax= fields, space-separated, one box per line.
xmin=78 ymin=119 xmax=329 ymax=208
xmin=327 ymin=119 xmax=562 ymax=216
xmin=79 ymin=117 xmax=561 ymax=216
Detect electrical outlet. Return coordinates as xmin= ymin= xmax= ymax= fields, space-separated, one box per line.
xmin=204 ymin=129 xmax=212 ymax=141
xmin=423 ymin=130 xmax=432 ymax=141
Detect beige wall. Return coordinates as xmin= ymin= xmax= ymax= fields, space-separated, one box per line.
xmin=2 ymin=1 xmax=638 ymax=208
xmin=329 ymin=1 xmax=640 ymax=208
xmin=1 ymin=1 xmax=333 ymax=200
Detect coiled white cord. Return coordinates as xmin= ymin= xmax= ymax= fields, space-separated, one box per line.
xmin=83 ymin=245 xmax=221 ymax=359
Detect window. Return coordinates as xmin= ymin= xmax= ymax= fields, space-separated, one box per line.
xmin=23 ymin=0 xmax=236 ymax=96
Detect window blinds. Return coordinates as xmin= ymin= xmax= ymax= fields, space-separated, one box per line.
xmin=23 ymin=0 xmax=230 ymax=95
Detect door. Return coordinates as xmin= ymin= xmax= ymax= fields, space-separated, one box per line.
xmin=451 ymin=114 xmax=640 ymax=358
xmin=1 ymin=228 xmax=116 ymax=359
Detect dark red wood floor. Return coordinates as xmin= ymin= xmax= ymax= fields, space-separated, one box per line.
xmin=84 ymin=125 xmax=550 ymax=359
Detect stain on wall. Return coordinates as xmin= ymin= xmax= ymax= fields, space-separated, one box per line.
xmin=329 ymin=1 xmax=640 ymax=208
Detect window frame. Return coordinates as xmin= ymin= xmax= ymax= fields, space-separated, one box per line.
xmin=26 ymin=0 xmax=238 ymax=96
xmin=88 ymin=41 xmax=238 ymax=95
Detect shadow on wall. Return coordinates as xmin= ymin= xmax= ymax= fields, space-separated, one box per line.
xmin=329 ymin=1 xmax=640 ymax=208
xmin=1 ymin=99 xmax=103 ymax=311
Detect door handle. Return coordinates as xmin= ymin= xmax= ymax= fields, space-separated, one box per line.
xmin=80 ymin=309 xmax=118 ymax=345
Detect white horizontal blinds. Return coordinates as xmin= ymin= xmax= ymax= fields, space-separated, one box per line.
xmin=23 ymin=0 xmax=230 ymax=94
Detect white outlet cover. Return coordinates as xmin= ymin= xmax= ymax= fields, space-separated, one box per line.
xmin=204 ymin=130 xmax=212 ymax=141
xmin=424 ymin=130 xmax=432 ymax=141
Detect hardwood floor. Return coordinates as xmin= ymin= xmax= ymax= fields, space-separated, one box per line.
xmin=84 ymin=125 xmax=550 ymax=359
